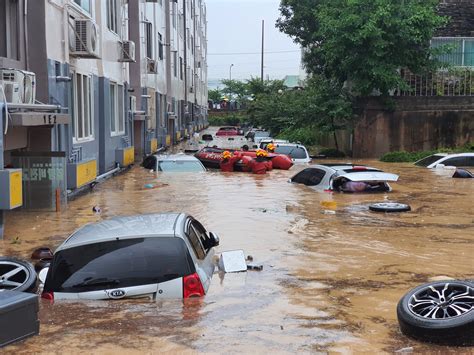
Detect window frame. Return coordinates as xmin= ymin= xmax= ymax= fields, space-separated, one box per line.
xmin=106 ymin=0 xmax=120 ymax=35
xmin=72 ymin=72 xmax=94 ymax=143
xmin=72 ymin=0 xmax=92 ymax=15
xmin=158 ymin=32 xmax=164 ymax=60
xmin=110 ymin=82 xmax=125 ymax=137
xmin=185 ymin=219 xmax=206 ymax=260
xmin=145 ymin=21 xmax=153 ymax=59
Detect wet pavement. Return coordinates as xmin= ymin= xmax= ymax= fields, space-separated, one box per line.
xmin=1 ymin=131 xmax=473 ymax=353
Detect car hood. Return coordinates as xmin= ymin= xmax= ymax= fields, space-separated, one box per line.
xmin=334 ymin=171 xmax=399 ymax=182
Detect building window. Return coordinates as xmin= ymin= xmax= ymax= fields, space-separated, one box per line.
xmin=107 ymin=0 xmax=119 ymax=34
xmin=110 ymin=83 xmax=125 ymax=136
xmin=158 ymin=32 xmax=164 ymax=60
xmin=173 ymin=52 xmax=177 ymax=77
xmin=73 ymin=0 xmax=91 ymax=14
xmin=179 ymin=57 xmax=183 ymax=80
xmin=73 ymin=73 xmax=94 ymax=142
xmin=0 ymin=0 xmax=19 ymax=60
xmin=172 ymin=2 xmax=177 ymax=28
xmin=191 ymin=35 xmax=194 ymax=55
xmin=145 ymin=22 xmax=153 ymax=59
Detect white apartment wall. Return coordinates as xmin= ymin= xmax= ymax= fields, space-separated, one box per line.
xmin=141 ymin=1 xmax=167 ymax=95
xmin=44 ymin=0 xmax=129 ymax=84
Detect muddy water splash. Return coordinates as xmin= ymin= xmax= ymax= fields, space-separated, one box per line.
xmin=1 ymin=150 xmax=473 ymax=353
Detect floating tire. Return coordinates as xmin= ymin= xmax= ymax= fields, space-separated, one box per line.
xmin=369 ymin=202 xmax=411 ymax=213
xmin=397 ymin=281 xmax=474 ymax=346
xmin=0 ymin=257 xmax=37 ymax=292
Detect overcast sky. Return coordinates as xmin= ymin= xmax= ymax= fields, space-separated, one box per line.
xmin=205 ymin=0 xmax=301 ymax=81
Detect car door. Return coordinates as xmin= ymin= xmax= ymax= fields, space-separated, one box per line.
xmin=184 ymin=219 xmax=216 ymax=293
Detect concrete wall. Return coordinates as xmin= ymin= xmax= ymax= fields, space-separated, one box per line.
xmin=353 ymin=97 xmax=474 ymax=158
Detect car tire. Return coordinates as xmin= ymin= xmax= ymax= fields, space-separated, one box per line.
xmin=0 ymin=257 xmax=37 ymax=293
xmin=397 ymin=281 xmax=474 ymax=346
xmin=369 ymin=202 xmax=411 ymax=213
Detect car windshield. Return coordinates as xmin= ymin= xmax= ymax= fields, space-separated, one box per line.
xmin=275 ymin=146 xmax=308 ymax=159
xmin=415 ymin=155 xmax=444 ymax=167
xmin=44 ymin=238 xmax=195 ymax=293
xmin=254 ymin=131 xmax=270 ymax=138
xmin=158 ymin=160 xmax=205 ymax=172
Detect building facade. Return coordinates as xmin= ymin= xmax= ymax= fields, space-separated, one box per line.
xmin=0 ymin=0 xmax=208 ymax=237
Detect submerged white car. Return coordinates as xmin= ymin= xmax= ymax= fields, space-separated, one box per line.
xmin=289 ymin=164 xmax=399 ymax=192
xmin=271 ymin=143 xmax=311 ymax=164
xmin=414 ymin=153 xmax=474 ymax=169
xmin=41 ymin=214 xmax=219 ymax=300
xmin=142 ymin=154 xmax=206 ymax=172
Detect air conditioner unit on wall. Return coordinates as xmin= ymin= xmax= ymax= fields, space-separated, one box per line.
xmin=0 ymin=68 xmax=36 ymax=104
xmin=69 ymin=19 xmax=100 ymax=58
xmin=147 ymin=58 xmax=158 ymax=74
xmin=120 ymin=40 xmax=136 ymax=62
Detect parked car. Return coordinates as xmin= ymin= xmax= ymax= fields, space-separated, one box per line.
xmin=245 ymin=129 xmax=271 ymax=144
xmin=258 ymin=139 xmax=289 ymax=149
xmin=41 ymin=213 xmax=220 ymax=300
xmin=269 ymin=143 xmax=311 ymax=164
xmin=216 ymin=126 xmax=241 ymax=136
xmin=142 ymin=154 xmax=206 ymax=172
xmin=289 ymin=164 xmax=399 ymax=192
xmin=414 ymin=153 xmax=474 ymax=169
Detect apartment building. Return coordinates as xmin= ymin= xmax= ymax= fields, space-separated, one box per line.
xmin=0 ymin=0 xmax=208 ymax=237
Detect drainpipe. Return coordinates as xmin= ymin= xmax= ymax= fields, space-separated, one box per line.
xmin=24 ymin=0 xmax=29 ymax=71
xmin=0 ymin=104 xmax=4 ymax=239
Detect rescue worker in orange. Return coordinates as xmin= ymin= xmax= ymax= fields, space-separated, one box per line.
xmin=249 ymin=149 xmax=272 ymax=174
xmin=220 ymin=150 xmax=241 ymax=172
xmin=266 ymin=143 xmax=276 ymax=153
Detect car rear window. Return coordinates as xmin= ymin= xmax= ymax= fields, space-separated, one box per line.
xmin=44 ymin=238 xmax=195 ymax=293
xmin=275 ymin=146 xmax=308 ymax=159
xmin=415 ymin=155 xmax=443 ymax=167
xmin=158 ymin=161 xmax=205 ymax=172
xmin=291 ymin=168 xmax=326 ymax=186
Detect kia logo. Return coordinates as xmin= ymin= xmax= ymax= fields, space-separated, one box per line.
xmin=109 ymin=289 xmax=126 ymax=299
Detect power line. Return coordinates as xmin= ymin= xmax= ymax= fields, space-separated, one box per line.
xmin=208 ymin=49 xmax=300 ymax=56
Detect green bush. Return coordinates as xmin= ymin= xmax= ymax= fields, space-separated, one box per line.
xmin=277 ymin=127 xmax=320 ymax=146
xmin=381 ymin=143 xmax=474 ymax=162
xmin=319 ymin=148 xmax=346 ymax=158
xmin=208 ymin=114 xmax=247 ymax=127
xmin=380 ymin=151 xmax=433 ymax=162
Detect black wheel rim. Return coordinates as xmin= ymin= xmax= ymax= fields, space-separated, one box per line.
xmin=409 ymin=283 xmax=474 ymax=319
xmin=0 ymin=261 xmax=30 ymax=291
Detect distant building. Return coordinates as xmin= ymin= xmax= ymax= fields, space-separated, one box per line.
xmin=283 ymin=75 xmax=303 ymax=90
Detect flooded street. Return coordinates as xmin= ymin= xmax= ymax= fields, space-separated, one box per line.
xmin=1 ymin=135 xmax=473 ymax=353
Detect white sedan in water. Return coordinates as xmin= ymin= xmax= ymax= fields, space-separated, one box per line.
xmin=289 ymin=164 xmax=399 ymax=192
xmin=414 ymin=153 xmax=474 ymax=169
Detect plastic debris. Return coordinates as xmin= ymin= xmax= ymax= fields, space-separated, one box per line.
xmin=218 ymin=250 xmax=247 ymax=273
xmin=92 ymin=206 xmax=101 ymax=213
xmin=247 ymin=264 xmax=263 ymax=271
xmin=144 ymin=184 xmax=154 ymax=189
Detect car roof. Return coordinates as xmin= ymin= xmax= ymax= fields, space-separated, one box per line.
xmin=56 ymin=213 xmax=184 ymax=252
xmin=154 ymin=154 xmax=200 ymax=162
xmin=275 ymin=143 xmax=306 ymax=148
xmin=437 ymin=152 xmax=474 ymax=158
xmin=308 ymin=164 xmax=382 ymax=172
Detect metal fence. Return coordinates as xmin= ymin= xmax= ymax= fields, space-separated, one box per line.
xmin=396 ymin=69 xmax=474 ymax=96
xmin=431 ymin=37 xmax=474 ymax=67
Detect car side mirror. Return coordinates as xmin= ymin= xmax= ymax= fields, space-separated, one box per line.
xmin=38 ymin=267 xmax=49 ymax=284
xmin=209 ymin=232 xmax=220 ymax=247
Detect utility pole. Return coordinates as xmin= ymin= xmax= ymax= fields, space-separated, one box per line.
xmin=261 ymin=20 xmax=264 ymax=82
xmin=229 ymin=64 xmax=234 ymax=81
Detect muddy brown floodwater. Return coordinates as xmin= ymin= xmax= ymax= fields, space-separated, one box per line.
xmin=1 ymin=134 xmax=473 ymax=354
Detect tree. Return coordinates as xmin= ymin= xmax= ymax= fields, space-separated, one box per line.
xmin=208 ymin=88 xmax=222 ymax=102
xmin=278 ymin=0 xmax=447 ymax=96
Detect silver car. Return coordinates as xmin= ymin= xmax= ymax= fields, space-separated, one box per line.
xmin=142 ymin=154 xmax=206 ymax=172
xmin=41 ymin=214 xmax=219 ymax=300
xmin=290 ymin=164 xmax=399 ymax=192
